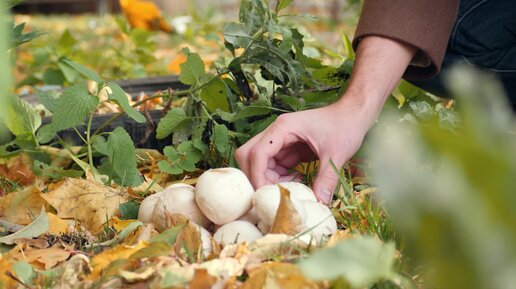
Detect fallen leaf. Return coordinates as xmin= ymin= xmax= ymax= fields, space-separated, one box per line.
xmin=52 ymin=254 xmax=92 ymax=288
xmin=9 ymin=246 xmax=71 ymax=270
xmin=47 ymin=213 xmax=71 ymax=235
xmin=87 ymin=241 xmax=148 ymax=280
xmin=188 ymin=269 xmax=217 ymax=289
xmin=0 ymin=154 xmax=35 ymax=188
xmin=109 ymin=216 xmax=138 ymax=232
xmin=119 ymin=266 xmax=156 ymax=283
xmin=194 ymin=258 xmax=244 ymax=278
xmin=0 ymin=185 xmax=48 ymax=225
xmin=270 ymin=185 xmax=303 ymax=235
xmin=41 ymin=178 xmax=127 ymax=233
xmin=173 ymin=219 xmax=202 ymax=261
xmin=325 ymin=229 xmax=353 ymax=248
xmin=0 ymin=256 xmax=16 ymax=289
xmin=0 ymin=209 xmax=49 ymax=245
xmin=242 ymin=262 xmax=319 ymax=289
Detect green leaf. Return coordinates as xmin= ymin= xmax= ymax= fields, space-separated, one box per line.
xmin=223 ymin=22 xmax=252 ymax=48
xmin=13 ymin=261 xmax=35 ymax=286
xmin=0 ymin=209 xmax=49 ymax=245
xmin=106 ymin=82 xmax=145 ymax=123
xmin=158 ymin=159 xmax=184 ymax=175
xmin=158 ymin=141 xmax=203 ymax=175
xmin=150 ymin=226 xmax=183 ymax=245
xmin=32 ymin=160 xmax=83 ymax=180
xmin=276 ymin=0 xmax=293 ymax=12
xmin=57 ymin=60 xmax=79 ymax=83
xmin=58 ymin=29 xmax=77 ymax=47
xmin=130 ymin=241 xmax=173 ymax=260
xmin=5 ymin=96 xmax=41 ymax=138
xmin=200 ymin=77 xmax=230 ymax=112
xmin=119 ymin=202 xmax=139 ymax=220
xmin=37 ymin=83 xmax=99 ymax=143
xmin=10 ymin=22 xmax=42 ymax=48
xmin=342 ymin=33 xmax=355 ymax=60
xmin=233 ymin=104 xmax=271 ymax=121
xmin=42 ymin=67 xmax=65 ymax=85
xmin=62 ymin=59 xmax=102 ymax=83
xmin=179 ymin=47 xmax=205 ymax=86
xmin=211 ymin=124 xmax=230 ymax=154
xmin=156 ymin=108 xmax=191 ymax=139
xmin=298 ymin=236 xmax=397 ymax=288
xmin=93 ymin=127 xmax=142 ymax=187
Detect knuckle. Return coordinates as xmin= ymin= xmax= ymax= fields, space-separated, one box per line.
xmin=274 ymin=113 xmax=290 ymax=127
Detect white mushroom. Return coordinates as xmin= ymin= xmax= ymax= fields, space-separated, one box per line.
xmin=195 ymin=168 xmax=254 ymax=225
xmin=138 ymin=192 xmax=162 ymax=224
xmin=150 ymin=184 xmax=211 ymax=231
xmin=252 ymin=184 xmax=307 ymax=234
xmin=214 ymin=221 xmax=263 ymax=245
xmin=300 ymin=200 xmax=337 ymax=244
xmin=278 ymin=182 xmax=317 ymax=201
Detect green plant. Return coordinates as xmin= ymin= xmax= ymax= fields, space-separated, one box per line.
xmin=2 ymin=59 xmax=145 ymax=187
xmin=155 ymin=0 xmax=352 ymax=175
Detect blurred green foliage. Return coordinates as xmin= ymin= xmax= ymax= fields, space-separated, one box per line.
xmin=370 ymin=66 xmax=516 ymax=289
xmin=1 ymin=2 xmax=11 ymax=142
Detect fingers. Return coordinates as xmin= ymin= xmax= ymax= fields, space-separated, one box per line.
xmin=312 ymin=155 xmax=345 ymax=205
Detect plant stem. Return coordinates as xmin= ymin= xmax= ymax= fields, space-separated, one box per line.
xmin=86 ymin=111 xmax=95 ymax=174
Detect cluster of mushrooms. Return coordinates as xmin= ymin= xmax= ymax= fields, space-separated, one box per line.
xmin=138 ymin=167 xmax=337 ymax=254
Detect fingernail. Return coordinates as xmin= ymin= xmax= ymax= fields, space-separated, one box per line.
xmin=320 ymin=189 xmax=333 ymax=204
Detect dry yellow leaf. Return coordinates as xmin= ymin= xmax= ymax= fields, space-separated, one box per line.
xmin=188 ymin=269 xmax=217 ymax=289
xmin=0 ymin=256 xmax=15 ymax=289
xmin=270 ymin=185 xmax=303 ymax=235
xmin=243 ymin=262 xmax=319 ymax=289
xmin=108 ymin=216 xmax=138 ymax=232
xmin=47 ymin=213 xmax=71 ymax=235
xmin=0 ymin=185 xmax=47 ymax=225
xmin=10 ymin=246 xmax=71 ymax=270
xmin=87 ymin=241 xmax=148 ymax=280
xmin=41 ymin=178 xmax=127 ymax=233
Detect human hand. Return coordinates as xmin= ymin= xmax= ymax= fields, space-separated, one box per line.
xmin=235 ymin=99 xmax=372 ymax=204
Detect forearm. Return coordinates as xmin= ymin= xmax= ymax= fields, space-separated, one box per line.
xmin=337 ymin=36 xmax=417 ymax=126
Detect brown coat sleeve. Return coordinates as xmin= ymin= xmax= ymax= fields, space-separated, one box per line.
xmin=352 ymin=0 xmax=459 ymax=80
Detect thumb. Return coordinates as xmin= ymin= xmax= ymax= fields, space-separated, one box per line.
xmin=313 ymin=158 xmax=342 ymax=205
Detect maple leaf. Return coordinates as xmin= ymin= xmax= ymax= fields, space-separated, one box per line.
xmin=40 ymin=178 xmax=127 ymax=233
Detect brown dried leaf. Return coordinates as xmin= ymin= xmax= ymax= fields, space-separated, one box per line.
xmin=174 ymin=220 xmax=202 ymax=261
xmin=270 ymin=185 xmax=303 ymax=235
xmin=0 ymin=154 xmax=35 ymax=188
xmin=188 ymin=269 xmax=217 ymax=289
xmin=10 ymin=246 xmax=71 ymax=270
xmin=0 ymin=185 xmax=48 ymax=225
xmin=41 ymin=178 xmax=127 ymax=233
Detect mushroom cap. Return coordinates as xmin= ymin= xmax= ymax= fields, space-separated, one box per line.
xmin=152 ymin=184 xmax=211 ymax=231
xmin=252 ymin=184 xmax=307 ymax=234
xmin=138 ymin=192 xmax=162 ymax=224
xmin=301 ymin=200 xmax=337 ymax=244
xmin=278 ymin=182 xmax=317 ymax=201
xmin=195 ymin=168 xmax=254 ymax=225
xmin=214 ymin=220 xmax=263 ymax=245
